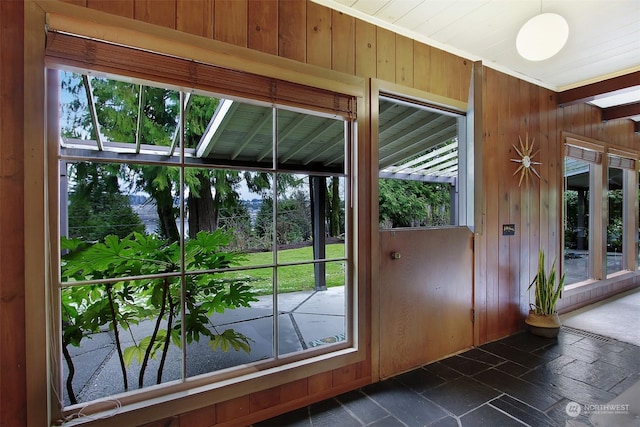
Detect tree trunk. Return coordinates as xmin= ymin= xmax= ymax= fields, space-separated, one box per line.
xmin=330 ymin=177 xmax=340 ymax=237
xmin=106 ymin=285 xmax=128 ymax=392
xmin=153 ymin=183 xmax=179 ymax=242
xmin=62 ymin=344 xmax=77 ymax=405
xmin=188 ymin=172 xmax=217 ymax=238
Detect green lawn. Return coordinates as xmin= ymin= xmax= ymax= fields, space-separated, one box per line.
xmin=221 ymin=243 xmax=346 ymax=295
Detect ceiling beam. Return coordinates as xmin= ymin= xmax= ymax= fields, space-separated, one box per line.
xmin=558 ymin=71 xmax=640 ymax=106
xmin=601 ymin=102 xmax=640 ymax=121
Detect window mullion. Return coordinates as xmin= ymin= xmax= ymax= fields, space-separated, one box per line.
xmin=179 ymin=91 xmax=187 ymax=381
xmin=272 ymin=107 xmax=279 ymax=359
xmin=592 ymin=162 xmax=606 ymax=280
xmin=622 ymin=169 xmax=636 ymax=270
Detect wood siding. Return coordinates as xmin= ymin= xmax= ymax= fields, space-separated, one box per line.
xmin=1 ymin=0 xmax=638 ymax=426
xmin=0 ymin=1 xmax=27 ymax=426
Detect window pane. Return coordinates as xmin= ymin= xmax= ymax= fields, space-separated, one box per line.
xmin=277 ymin=108 xmax=345 ymax=173
xmin=277 ymin=262 xmax=346 ymax=356
xmin=61 ymin=280 xmax=183 ymax=405
xmin=378 ymin=96 xmax=459 ymax=229
xmin=59 ymin=71 xmax=179 ymax=156
xmin=184 ymin=269 xmax=273 ymax=377
xmin=607 ymin=167 xmax=624 ymax=275
xmin=61 ymin=161 xmax=182 ymax=280
xmin=191 ymin=97 xmax=274 ymax=168
xmin=183 ymin=167 xmax=274 ymax=269
xmin=564 ymin=157 xmax=591 ymax=284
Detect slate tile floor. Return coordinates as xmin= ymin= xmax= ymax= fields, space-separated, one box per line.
xmin=254 ymin=327 xmax=640 ymax=426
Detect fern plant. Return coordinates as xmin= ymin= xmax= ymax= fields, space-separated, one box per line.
xmin=528 ymin=250 xmax=565 ymax=315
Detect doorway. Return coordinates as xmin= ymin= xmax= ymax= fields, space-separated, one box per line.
xmin=375 ymin=90 xmax=474 ymax=378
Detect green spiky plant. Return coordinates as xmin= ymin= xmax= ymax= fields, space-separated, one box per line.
xmin=528 ymin=250 xmax=565 ymax=315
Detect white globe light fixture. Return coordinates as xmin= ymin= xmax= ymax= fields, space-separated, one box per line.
xmin=516 ymin=13 xmax=569 ymax=61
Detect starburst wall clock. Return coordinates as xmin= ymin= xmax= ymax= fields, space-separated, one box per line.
xmin=511 ymin=133 xmax=541 ymax=187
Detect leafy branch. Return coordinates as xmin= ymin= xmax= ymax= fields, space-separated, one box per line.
xmin=61 ymin=230 xmax=257 ymax=404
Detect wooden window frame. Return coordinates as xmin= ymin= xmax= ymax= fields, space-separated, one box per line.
xmin=25 ymin=2 xmax=367 ymax=425
xmin=561 ymin=133 xmax=640 ymax=296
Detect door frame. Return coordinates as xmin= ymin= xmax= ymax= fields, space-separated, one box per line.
xmin=369 ymin=78 xmax=479 ymax=381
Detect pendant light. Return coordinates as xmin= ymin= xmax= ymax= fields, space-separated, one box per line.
xmin=516 ymin=4 xmax=569 ymax=61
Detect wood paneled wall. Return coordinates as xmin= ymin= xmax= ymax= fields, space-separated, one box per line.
xmin=476 ymin=68 xmax=640 ymax=344
xmin=0 ymin=1 xmax=27 ymax=426
xmin=58 ymin=0 xmax=471 ymax=103
xmin=1 ymin=0 xmax=637 ymax=426
xmin=476 ymin=69 xmax=563 ymax=343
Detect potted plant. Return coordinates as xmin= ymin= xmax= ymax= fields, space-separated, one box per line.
xmin=525 ymin=250 xmax=565 ymax=338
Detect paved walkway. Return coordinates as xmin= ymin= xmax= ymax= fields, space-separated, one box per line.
xmin=65 ymin=287 xmax=345 ymax=405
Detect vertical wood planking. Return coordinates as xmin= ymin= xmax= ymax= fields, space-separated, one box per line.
xmin=457 ymin=57 xmax=472 ymax=102
xmin=281 ymin=378 xmax=307 ymax=401
xmin=473 ymin=63 xmax=487 ymax=346
xmin=331 ymin=11 xmax=355 ymax=75
xmin=0 ymin=1 xmax=26 ymax=425
xmin=177 ymin=0 xmax=213 ymax=38
xmin=332 ymin=364 xmax=358 ymax=387
xmin=443 ymin=52 xmax=461 ymax=100
xmin=308 ymin=371 xmax=332 ymax=395
xmin=592 ymin=106 xmax=605 ymax=142
xmin=216 ymin=395 xmax=250 ymax=424
xmin=376 ymin=28 xmax=395 ymax=82
xmin=279 ymin=0 xmax=306 ymax=62
xmin=379 ymin=228 xmax=474 ymax=378
xmin=524 ymin=81 xmax=544 ymax=330
xmin=485 ymin=69 xmax=502 ymax=340
xmin=508 ymin=76 xmax=524 ymax=331
xmin=354 ymin=20 xmax=376 ymax=78
xmin=498 ymin=72 xmax=515 ymax=336
xmin=306 ymin=0 xmax=332 ymax=68
xmin=429 ymin=47 xmax=446 ymax=98
xmin=538 ymin=87 xmax=551 ymax=261
xmin=548 ymin=90 xmax=561 ymax=263
xmin=179 ymin=405 xmax=215 ymax=427
xmin=395 ymin=35 xmax=413 ymax=87
xmin=413 ymin=42 xmax=431 ymax=93
xmin=214 ymin=0 xmax=247 ymax=47
xmin=248 ymin=0 xmax=278 ymax=55
xmin=250 ymin=386 xmax=282 ymax=412
xmin=135 ymin=0 xmax=176 ymax=28
xmin=87 ymin=0 xmax=134 ymax=18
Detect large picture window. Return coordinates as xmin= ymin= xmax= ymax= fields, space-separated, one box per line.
xmin=563 ymin=137 xmax=639 ymax=286
xmin=563 ymin=150 xmax=598 ymax=285
xmin=51 ymin=66 xmax=353 ymax=411
xmin=607 ymin=165 xmax=624 ymax=275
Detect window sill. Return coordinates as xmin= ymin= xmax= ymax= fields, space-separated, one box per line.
xmin=562 ymin=270 xmax=637 ymax=298
xmin=58 ymin=346 xmax=363 ymax=426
